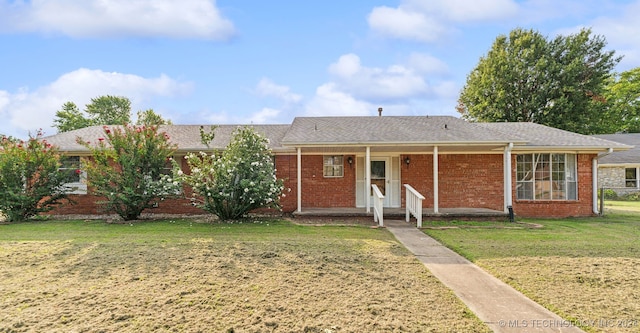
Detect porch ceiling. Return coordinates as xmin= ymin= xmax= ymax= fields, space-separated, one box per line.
xmin=295 ymin=144 xmax=507 ymax=154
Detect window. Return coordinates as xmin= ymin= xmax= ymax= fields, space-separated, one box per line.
xmin=323 ymin=156 xmax=344 ymax=177
xmin=59 ymin=156 xmax=87 ymax=194
xmin=516 ymin=153 xmax=577 ymax=200
xmin=625 ymin=168 xmax=638 ymax=188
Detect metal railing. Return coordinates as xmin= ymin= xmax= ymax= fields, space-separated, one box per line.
xmin=371 ymin=184 xmax=384 ymax=227
xmin=404 ymin=184 xmax=425 ymax=227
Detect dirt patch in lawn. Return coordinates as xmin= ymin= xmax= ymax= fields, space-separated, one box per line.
xmin=0 ymin=237 xmax=489 ymax=332
xmin=477 ymin=257 xmax=640 ymax=333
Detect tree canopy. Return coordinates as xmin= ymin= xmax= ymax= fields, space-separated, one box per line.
xmin=53 ymin=95 xmax=171 ymax=132
xmin=457 ymin=28 xmax=621 ymax=134
xmin=603 ymin=67 xmax=640 ymax=133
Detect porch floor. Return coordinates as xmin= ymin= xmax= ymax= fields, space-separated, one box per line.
xmin=292 ymin=207 xmax=508 ymax=220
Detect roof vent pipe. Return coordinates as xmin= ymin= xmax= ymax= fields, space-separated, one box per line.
xmin=378 ymin=107 xmax=382 ymax=117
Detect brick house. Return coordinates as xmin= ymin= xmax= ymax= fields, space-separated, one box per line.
xmin=45 ymin=116 xmax=629 ymax=218
xmin=593 ymin=133 xmax=640 ymax=196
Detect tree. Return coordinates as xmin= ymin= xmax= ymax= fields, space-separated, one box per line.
xmin=53 ymin=96 xmax=169 ymax=132
xmin=78 ymin=125 xmax=181 ymax=221
xmin=0 ymin=131 xmax=72 ymax=221
xmin=176 ymin=127 xmax=285 ymax=220
xmin=458 ymin=28 xmax=621 ymax=134
xmin=136 ymin=109 xmax=172 ymax=126
xmin=603 ymin=67 xmax=640 ymax=133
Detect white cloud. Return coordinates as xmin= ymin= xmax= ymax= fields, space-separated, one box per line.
xmin=406 ymin=52 xmax=450 ymax=76
xmin=248 ymin=108 xmax=281 ymax=124
xmin=368 ymin=0 xmax=518 ymax=42
xmin=589 ymin=1 xmax=640 ymax=69
xmin=305 ymin=83 xmax=373 ymax=117
xmin=0 ymin=68 xmax=192 ymax=138
xmin=255 ymin=78 xmax=302 ymax=104
xmin=326 ymin=53 xmax=443 ymax=102
xmin=0 ymin=0 xmax=235 ymax=40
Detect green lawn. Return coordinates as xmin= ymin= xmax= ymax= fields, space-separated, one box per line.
xmin=422 ymin=208 xmax=640 ymax=333
xmin=0 ymin=218 xmax=490 ymax=333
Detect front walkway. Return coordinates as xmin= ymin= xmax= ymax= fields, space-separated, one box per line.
xmin=385 ymin=220 xmax=585 ymax=333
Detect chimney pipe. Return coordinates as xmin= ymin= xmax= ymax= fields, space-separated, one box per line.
xmin=378 ymin=107 xmax=383 ymax=117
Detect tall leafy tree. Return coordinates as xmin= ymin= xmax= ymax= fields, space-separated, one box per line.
xmin=136 ymin=109 xmax=173 ymax=126
xmin=603 ymin=67 xmax=640 ymax=133
xmin=53 ymin=96 xmax=169 ymax=132
xmin=458 ymin=28 xmax=621 ymax=134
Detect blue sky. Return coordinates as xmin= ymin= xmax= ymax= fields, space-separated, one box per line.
xmin=1 ymin=0 xmax=640 ymax=138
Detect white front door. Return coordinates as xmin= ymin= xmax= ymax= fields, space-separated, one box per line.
xmin=356 ymin=156 xmax=400 ymax=208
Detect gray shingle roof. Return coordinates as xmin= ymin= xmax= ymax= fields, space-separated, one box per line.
xmin=44 ymin=124 xmax=292 ymax=153
xmin=476 ymin=122 xmax=631 ymax=150
xmin=592 ymin=134 xmax=640 ymax=164
xmin=280 ymin=116 xmax=517 ymax=145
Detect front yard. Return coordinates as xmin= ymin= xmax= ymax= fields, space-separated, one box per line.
xmin=0 ymin=219 xmax=489 ymax=333
xmin=423 ymin=202 xmax=640 ymax=333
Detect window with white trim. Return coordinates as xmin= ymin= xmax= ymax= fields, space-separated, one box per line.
xmin=323 ymin=156 xmax=344 ymax=177
xmin=516 ymin=153 xmax=577 ymax=200
xmin=625 ymin=168 xmax=638 ymax=188
xmin=59 ymin=156 xmax=87 ymax=194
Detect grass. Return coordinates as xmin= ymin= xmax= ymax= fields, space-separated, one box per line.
xmin=422 ymin=202 xmax=640 ymax=333
xmin=0 ymin=218 xmax=490 ymax=333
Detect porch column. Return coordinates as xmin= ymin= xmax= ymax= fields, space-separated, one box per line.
xmin=297 ymin=147 xmax=302 ymax=213
xmin=365 ymin=146 xmax=371 ymax=213
xmin=433 ymin=146 xmax=439 ymax=214
xmin=504 ymin=143 xmax=513 ymax=213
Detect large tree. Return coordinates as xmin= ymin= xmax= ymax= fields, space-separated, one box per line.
xmin=53 ymin=96 xmax=171 ymax=132
xmin=602 ymin=67 xmax=640 ymax=133
xmin=457 ymin=28 xmax=621 ymax=134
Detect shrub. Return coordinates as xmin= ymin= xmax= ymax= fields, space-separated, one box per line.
xmin=0 ymin=131 xmax=72 ymax=221
xmin=177 ymin=127 xmax=285 ymax=220
xmin=78 ymin=125 xmax=182 ymax=221
xmin=620 ymin=191 xmax=640 ymax=201
xmin=598 ymin=188 xmax=618 ymax=200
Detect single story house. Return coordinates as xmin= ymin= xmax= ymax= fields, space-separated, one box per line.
xmin=44 ymin=115 xmax=630 ymax=218
xmin=592 ymin=133 xmax=640 ymax=195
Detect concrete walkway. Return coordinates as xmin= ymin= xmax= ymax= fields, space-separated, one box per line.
xmin=385 ymin=220 xmax=585 ymax=333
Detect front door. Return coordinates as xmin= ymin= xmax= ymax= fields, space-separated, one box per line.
xmin=370 ymin=158 xmax=390 ymax=207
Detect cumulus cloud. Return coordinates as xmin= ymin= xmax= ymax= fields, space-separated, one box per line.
xmin=368 ymin=0 xmax=518 ymax=42
xmin=305 ymin=83 xmax=373 ymax=117
xmin=0 ymin=0 xmax=235 ymax=40
xmin=248 ymin=108 xmax=281 ymax=124
xmin=255 ymin=78 xmax=302 ymax=105
xmin=0 ymin=68 xmax=192 ymax=138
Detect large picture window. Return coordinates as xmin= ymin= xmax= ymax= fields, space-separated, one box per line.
xmin=323 ymin=156 xmax=344 ymax=177
xmin=625 ymin=168 xmax=638 ymax=188
xmin=516 ymin=153 xmax=577 ymax=200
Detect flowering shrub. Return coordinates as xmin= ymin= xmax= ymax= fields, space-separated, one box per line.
xmin=78 ymin=125 xmax=182 ymax=221
xmin=0 ymin=130 xmax=72 ymax=221
xmin=176 ymin=127 xmax=284 ymax=220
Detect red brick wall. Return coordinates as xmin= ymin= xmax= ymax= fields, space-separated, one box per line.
xmin=400 ymin=154 xmax=504 ymax=211
xmin=513 ymin=154 xmax=595 ymax=218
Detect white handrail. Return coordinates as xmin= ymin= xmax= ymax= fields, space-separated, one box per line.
xmin=404 ymin=184 xmax=425 ymax=227
xmin=371 ymin=184 xmax=384 ymax=227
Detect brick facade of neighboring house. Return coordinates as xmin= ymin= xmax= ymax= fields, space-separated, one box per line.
xmin=43 ymin=116 xmax=630 ymax=219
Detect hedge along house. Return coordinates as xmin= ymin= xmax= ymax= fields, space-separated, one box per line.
xmin=44 ymin=115 xmax=629 ymax=219
xmin=592 ymin=133 xmax=640 ymax=196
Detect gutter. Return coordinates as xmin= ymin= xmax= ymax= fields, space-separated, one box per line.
xmin=593 ymin=148 xmax=614 ymax=215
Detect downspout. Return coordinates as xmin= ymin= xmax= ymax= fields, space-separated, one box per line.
xmin=504 ymin=142 xmax=513 ymax=213
xmin=593 ymin=148 xmax=614 ymax=214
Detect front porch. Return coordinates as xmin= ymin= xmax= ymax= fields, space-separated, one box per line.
xmin=292 ymin=207 xmax=509 ymax=221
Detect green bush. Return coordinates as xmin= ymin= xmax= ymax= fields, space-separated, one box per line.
xmin=78 ymin=125 xmax=182 ymax=221
xmin=0 ymin=131 xmax=72 ymax=221
xmin=620 ymin=191 xmax=640 ymax=201
xmin=598 ymin=188 xmax=618 ymax=200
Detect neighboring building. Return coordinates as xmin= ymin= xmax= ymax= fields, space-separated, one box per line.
xmin=44 ymin=116 xmax=630 ymax=218
xmin=593 ymin=133 xmax=640 ymax=196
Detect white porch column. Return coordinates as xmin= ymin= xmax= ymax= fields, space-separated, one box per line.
xmin=592 ymin=158 xmax=599 ymax=214
xmin=504 ymin=143 xmax=513 ymax=212
xmin=365 ymin=146 xmax=371 ymax=213
xmin=433 ymin=146 xmax=439 ymax=214
xmin=297 ymin=147 xmax=302 ymax=213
